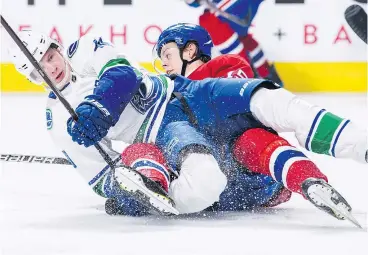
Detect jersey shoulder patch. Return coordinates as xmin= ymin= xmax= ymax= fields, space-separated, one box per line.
xmin=64 ymin=34 xmax=104 ymax=74
xmin=93 ymin=37 xmax=111 ymax=52
xmin=65 ymin=33 xmax=102 ymax=61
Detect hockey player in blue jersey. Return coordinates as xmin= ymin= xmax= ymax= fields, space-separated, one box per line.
xmin=10 ymin=29 xmax=366 ymax=227
xmin=152 ymin=23 xmax=367 ymax=220
xmin=100 ymin=73 xmax=365 ymax=225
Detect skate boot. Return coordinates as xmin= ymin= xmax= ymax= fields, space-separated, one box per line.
xmin=112 ymin=164 xmax=179 ymax=216
xmin=301 ymin=178 xmax=362 ymax=228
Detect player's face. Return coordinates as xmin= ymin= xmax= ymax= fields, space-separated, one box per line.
xmin=40 ymin=48 xmax=69 ymax=84
xmin=160 ymin=42 xmax=183 ymax=75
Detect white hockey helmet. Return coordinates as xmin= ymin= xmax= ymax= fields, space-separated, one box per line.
xmin=9 ymin=30 xmax=63 ymax=85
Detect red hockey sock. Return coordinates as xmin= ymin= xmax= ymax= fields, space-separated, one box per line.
xmin=199 ymin=12 xmax=245 ymax=56
xmin=233 ymin=128 xmax=328 ymax=194
xmin=254 ymin=62 xmax=270 ymax=78
xmin=241 ymin=34 xmax=270 ymax=77
xmin=121 ymin=143 xmax=171 ymax=192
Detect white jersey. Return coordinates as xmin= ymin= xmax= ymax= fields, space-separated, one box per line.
xmin=46 ymin=34 xmax=174 ymax=193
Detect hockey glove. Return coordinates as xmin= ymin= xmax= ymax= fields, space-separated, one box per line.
xmin=67 ymin=97 xmax=113 ymax=147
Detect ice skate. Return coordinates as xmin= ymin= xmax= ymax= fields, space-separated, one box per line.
xmin=301 ymin=178 xmax=361 ymax=228
xmin=113 ymin=164 xmax=179 ymax=216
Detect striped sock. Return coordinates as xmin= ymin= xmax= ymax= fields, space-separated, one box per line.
xmin=199 ymin=12 xmax=246 ymax=56
xmin=267 ymin=146 xmax=327 ymax=194
xmin=233 ymin=128 xmax=328 ymax=195
xmin=242 ymin=34 xmax=270 ymax=77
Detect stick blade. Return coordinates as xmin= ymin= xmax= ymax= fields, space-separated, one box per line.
xmin=345 ymin=4 xmax=367 ymax=44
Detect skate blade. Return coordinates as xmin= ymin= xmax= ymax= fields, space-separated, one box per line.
xmin=310 ymin=186 xmax=362 ymax=228
xmin=318 ymin=194 xmax=362 ymax=229
xmin=115 ymin=167 xmax=179 ymax=216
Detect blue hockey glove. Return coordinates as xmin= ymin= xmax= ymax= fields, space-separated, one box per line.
xmin=67 ymin=97 xmax=113 ymax=147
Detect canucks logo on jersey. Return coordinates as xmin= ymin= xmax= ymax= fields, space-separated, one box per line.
xmin=130 ymin=75 xmax=163 ymax=114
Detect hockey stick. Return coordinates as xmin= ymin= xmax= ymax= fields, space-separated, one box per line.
xmin=199 ymin=0 xmax=250 ymax=27
xmin=1 ymin=154 xmax=72 ymax=166
xmin=345 ymin=4 xmax=367 ymax=44
xmin=1 ymin=15 xmax=178 ymax=215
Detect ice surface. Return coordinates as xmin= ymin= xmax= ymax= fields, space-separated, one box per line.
xmin=1 ymin=93 xmax=367 ymax=255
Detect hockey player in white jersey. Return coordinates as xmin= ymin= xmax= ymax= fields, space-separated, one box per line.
xmin=10 ymin=30 xmax=181 ymax=215
xmin=9 ymin=30 xmax=367 ymax=226
xmin=10 ymin=30 xmax=229 ymax=216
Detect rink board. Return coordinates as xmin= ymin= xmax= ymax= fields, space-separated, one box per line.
xmin=1 ymin=62 xmax=367 ymax=92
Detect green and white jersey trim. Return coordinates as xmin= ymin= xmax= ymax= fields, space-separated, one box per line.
xmin=305 ymin=109 xmax=350 ymax=157
xmin=134 ymin=74 xmax=173 ymax=144
xmin=98 ymin=58 xmax=142 ymax=79
xmin=97 ymin=58 xmax=173 ymax=144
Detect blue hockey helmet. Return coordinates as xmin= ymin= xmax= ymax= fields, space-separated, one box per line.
xmin=156 ymin=23 xmax=213 ymax=60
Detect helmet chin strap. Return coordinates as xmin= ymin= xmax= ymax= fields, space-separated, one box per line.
xmin=179 ymin=48 xmax=201 ymax=76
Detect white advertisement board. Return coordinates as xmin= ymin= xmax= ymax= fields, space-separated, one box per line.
xmin=0 ymin=0 xmax=366 ymax=92
xmin=1 ymin=0 xmax=366 ymax=62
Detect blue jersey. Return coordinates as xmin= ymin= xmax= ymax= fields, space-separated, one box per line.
xmin=157 ymin=75 xmax=278 ymax=168
xmin=154 ymin=75 xmax=282 ymax=213
xmin=109 ymin=75 xmax=283 ymax=216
